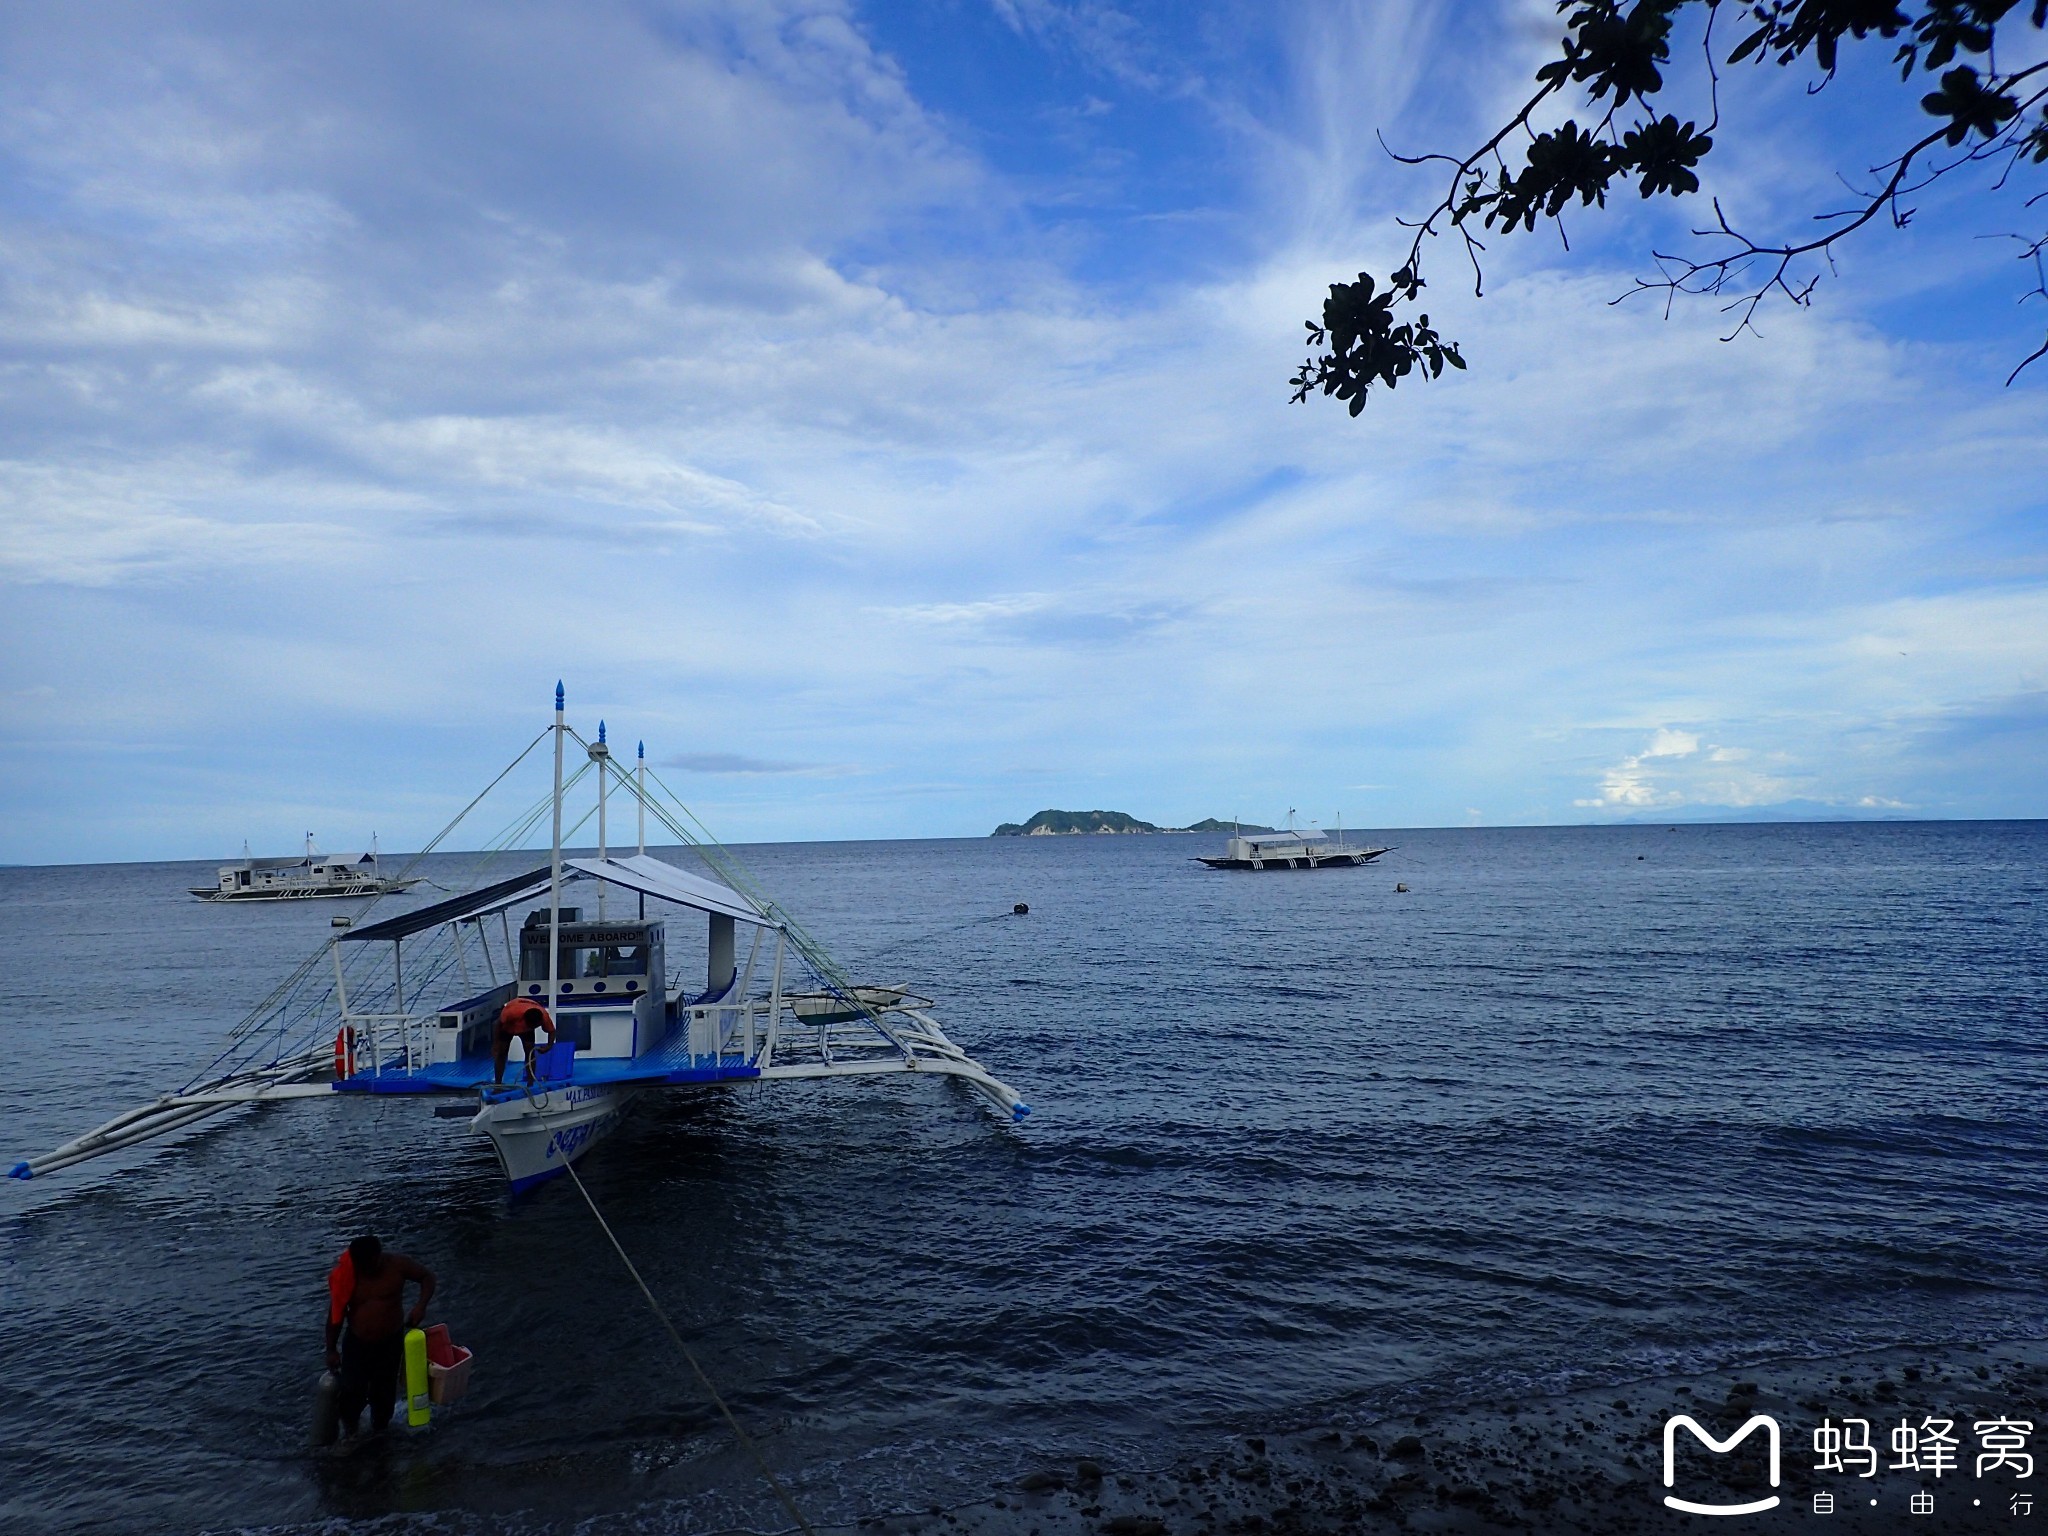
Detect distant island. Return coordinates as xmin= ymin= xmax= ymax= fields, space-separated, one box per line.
xmin=991 ymin=810 xmax=1278 ymax=836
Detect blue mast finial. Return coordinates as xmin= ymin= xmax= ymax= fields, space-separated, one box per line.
xmin=555 ymin=681 xmax=565 ymax=711
xmin=637 ymin=740 xmax=644 ymax=760
xmin=599 ymin=719 xmax=607 ymax=744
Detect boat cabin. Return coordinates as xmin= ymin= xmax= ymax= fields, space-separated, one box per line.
xmin=1222 ymin=829 xmax=1326 ymax=863
xmin=510 ymin=907 xmax=668 ymax=1060
xmin=205 ymin=851 xmax=378 ymax=895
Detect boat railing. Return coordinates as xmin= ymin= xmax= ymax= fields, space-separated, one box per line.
xmin=343 ymin=1010 xmax=438 ymax=1075
xmin=682 ymin=997 xmax=780 ymax=1061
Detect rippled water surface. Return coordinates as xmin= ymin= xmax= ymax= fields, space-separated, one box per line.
xmin=3 ymin=822 xmax=2046 ymax=1533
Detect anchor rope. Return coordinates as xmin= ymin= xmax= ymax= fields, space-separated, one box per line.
xmin=846 ymin=909 xmax=1016 ymax=972
xmin=557 ymin=1152 xmax=818 ymax=1536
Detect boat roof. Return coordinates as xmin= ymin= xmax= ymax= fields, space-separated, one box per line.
xmin=342 ymin=853 xmax=774 ymax=943
xmin=1238 ymin=829 xmax=1327 ymax=845
xmin=225 ymin=852 xmax=374 ymax=870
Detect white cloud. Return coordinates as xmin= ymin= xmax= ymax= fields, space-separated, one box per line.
xmin=1577 ymin=728 xmax=1799 ymax=811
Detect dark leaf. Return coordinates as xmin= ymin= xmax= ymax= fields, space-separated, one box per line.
xmin=1728 ymin=22 xmax=1772 ymax=60
xmin=1920 ymin=64 xmax=2019 ymax=143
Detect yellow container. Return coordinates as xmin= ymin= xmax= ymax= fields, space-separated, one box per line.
xmin=404 ymin=1328 xmax=431 ymax=1427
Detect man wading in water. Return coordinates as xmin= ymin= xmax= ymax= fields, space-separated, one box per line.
xmin=324 ymin=1234 xmax=436 ymax=1436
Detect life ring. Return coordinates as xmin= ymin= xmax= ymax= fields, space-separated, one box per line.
xmin=334 ymin=1025 xmax=354 ymax=1080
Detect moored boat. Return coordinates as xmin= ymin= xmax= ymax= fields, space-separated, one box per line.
xmin=16 ymin=689 xmax=1029 ymax=1193
xmin=1196 ymin=821 xmax=1390 ymax=870
xmin=191 ymin=834 xmax=422 ymax=902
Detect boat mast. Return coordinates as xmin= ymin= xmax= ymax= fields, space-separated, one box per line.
xmin=636 ymin=740 xmax=646 ymax=921
xmin=548 ymin=682 xmax=564 ymax=1026
xmin=595 ymin=719 xmax=609 ymax=923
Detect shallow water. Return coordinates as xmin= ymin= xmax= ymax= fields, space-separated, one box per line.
xmin=2 ymin=822 xmax=2045 ymax=1533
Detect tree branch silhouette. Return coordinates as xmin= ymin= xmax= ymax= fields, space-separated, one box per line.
xmin=1294 ymin=0 xmax=2048 ymax=416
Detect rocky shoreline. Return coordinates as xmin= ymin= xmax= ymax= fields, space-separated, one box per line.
xmin=845 ymin=1340 xmax=2048 ymax=1534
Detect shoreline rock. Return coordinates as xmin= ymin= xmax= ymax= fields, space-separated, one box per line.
xmin=861 ymin=1339 xmax=2048 ymax=1534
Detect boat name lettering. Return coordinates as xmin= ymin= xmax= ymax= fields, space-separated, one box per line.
xmin=545 ymin=1116 xmax=612 ymax=1161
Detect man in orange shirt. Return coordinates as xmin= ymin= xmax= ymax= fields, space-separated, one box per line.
xmin=491 ymin=997 xmax=560 ymax=1086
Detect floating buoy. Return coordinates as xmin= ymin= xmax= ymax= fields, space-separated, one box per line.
xmin=1394 ymin=883 xmax=1409 ymax=893
xmin=404 ymin=1327 xmax=432 ymax=1427
xmin=311 ymin=1369 xmax=341 ymax=1447
xmin=1012 ymin=903 xmax=1029 ymax=915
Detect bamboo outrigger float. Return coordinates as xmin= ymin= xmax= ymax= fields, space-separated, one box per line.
xmin=12 ymin=686 xmax=1029 ymax=1192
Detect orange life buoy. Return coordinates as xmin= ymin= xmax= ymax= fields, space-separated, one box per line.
xmin=334 ymin=1025 xmax=354 ymax=1080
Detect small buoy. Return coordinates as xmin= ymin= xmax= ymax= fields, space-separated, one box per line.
xmin=1637 ymin=854 xmax=1645 ymax=860
xmin=404 ymin=1328 xmax=432 ymax=1427
xmin=311 ymin=1369 xmax=341 ymax=1447
xmin=1012 ymin=903 xmax=1029 ymax=915
xmin=1394 ymin=882 xmax=1409 ymax=894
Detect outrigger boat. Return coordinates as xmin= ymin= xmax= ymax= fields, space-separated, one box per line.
xmin=11 ymin=687 xmax=1029 ymax=1193
xmin=1196 ymin=814 xmax=1390 ymax=871
xmin=191 ymin=834 xmax=422 ymax=902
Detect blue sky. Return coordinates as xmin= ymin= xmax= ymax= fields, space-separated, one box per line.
xmin=2 ymin=0 xmax=2044 ymax=862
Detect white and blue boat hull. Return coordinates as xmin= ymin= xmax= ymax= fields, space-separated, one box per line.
xmin=475 ymin=1084 xmax=639 ymax=1192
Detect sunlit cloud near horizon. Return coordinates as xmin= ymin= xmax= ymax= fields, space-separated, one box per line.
xmin=1 ymin=1 xmax=2043 ymax=864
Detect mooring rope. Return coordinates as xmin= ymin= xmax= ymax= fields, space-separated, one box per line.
xmin=847 ymin=909 xmax=1018 ymax=972
xmin=558 ymin=1154 xmax=819 ymax=1536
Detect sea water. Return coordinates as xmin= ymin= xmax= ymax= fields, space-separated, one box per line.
xmin=1 ymin=822 xmax=2044 ymax=1533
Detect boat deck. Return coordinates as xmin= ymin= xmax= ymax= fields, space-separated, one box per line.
xmin=332 ymin=1027 xmax=759 ymax=1098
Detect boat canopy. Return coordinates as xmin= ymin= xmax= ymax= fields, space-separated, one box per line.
xmin=1239 ymin=829 xmax=1327 ymax=846
xmin=224 ymin=851 xmax=377 ymax=871
xmin=342 ymin=853 xmax=775 ymax=944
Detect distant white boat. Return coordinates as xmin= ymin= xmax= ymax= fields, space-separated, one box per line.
xmin=1196 ymin=815 xmax=1389 ymax=871
xmin=190 ymin=834 xmax=422 ymax=902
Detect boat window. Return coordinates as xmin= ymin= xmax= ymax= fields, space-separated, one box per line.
xmin=555 ymin=1014 xmax=593 ymax=1050
xmin=519 ymin=939 xmax=652 ymax=980
xmin=575 ymin=945 xmax=648 ymax=977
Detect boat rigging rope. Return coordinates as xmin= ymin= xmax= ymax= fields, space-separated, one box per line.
xmin=557 ymin=1153 xmax=819 ymax=1536
xmin=343 ymin=727 xmax=553 ymax=928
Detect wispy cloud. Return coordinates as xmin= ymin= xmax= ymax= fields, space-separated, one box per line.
xmin=664 ymin=752 xmax=854 ymax=777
